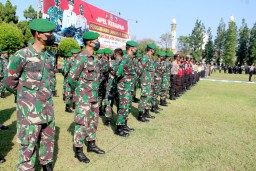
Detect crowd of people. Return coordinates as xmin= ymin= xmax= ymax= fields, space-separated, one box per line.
xmin=0 ymin=19 xmax=204 ymax=170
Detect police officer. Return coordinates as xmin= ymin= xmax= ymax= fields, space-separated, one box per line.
xmin=4 ymin=18 xmax=57 ymax=171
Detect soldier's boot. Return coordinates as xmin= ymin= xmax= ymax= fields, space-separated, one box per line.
xmin=151 ymin=106 xmax=160 ymax=114
xmin=75 ymin=147 xmax=90 ymax=163
xmin=132 ymin=96 xmax=140 ymax=103
xmin=72 ymin=102 xmax=76 ymax=110
xmin=52 ymin=90 xmax=57 ymax=97
xmin=122 ymin=120 xmax=135 ymax=132
xmin=156 ymin=104 xmax=163 ymax=111
xmin=0 ymin=156 xmax=5 ymax=163
xmin=99 ymin=107 xmax=104 ymax=117
xmin=87 ymin=140 xmax=105 ymax=154
xmin=160 ymin=99 xmax=168 ymax=106
xmin=62 ymin=94 xmax=65 ymax=101
xmin=42 ymin=162 xmax=53 ymax=171
xmin=1 ymin=92 xmax=5 ymax=98
xmin=144 ymin=109 xmax=155 ymax=119
xmin=115 ymin=125 xmax=129 ymax=137
xmin=104 ymin=118 xmax=111 ymax=126
xmin=0 ymin=124 xmax=8 ymax=130
xmin=65 ymin=104 xmax=73 ymax=113
xmin=138 ymin=111 xmax=149 ymax=122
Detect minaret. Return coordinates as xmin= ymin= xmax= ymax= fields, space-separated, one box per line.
xmin=230 ymin=15 xmax=235 ymax=22
xmin=171 ymin=18 xmax=177 ymax=53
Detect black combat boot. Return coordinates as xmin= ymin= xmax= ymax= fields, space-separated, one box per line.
xmin=151 ymin=106 xmax=159 ymax=114
xmin=156 ymin=104 xmax=163 ymax=111
xmin=104 ymin=118 xmax=111 ymax=126
xmin=62 ymin=94 xmax=65 ymax=101
xmin=1 ymin=92 xmax=5 ymax=98
xmin=144 ymin=109 xmax=155 ymax=119
xmin=122 ymin=120 xmax=135 ymax=132
xmin=138 ymin=111 xmax=149 ymax=122
xmin=65 ymin=104 xmax=73 ymax=113
xmin=72 ymin=102 xmax=76 ymax=110
xmin=52 ymin=90 xmax=58 ymax=97
xmin=42 ymin=162 xmax=53 ymax=171
xmin=115 ymin=125 xmax=129 ymax=137
xmin=132 ymin=96 xmax=140 ymax=103
xmin=160 ymin=99 xmax=167 ymax=106
xmin=75 ymin=147 xmax=90 ymax=163
xmin=99 ymin=107 xmax=104 ymax=117
xmin=0 ymin=124 xmax=8 ymax=130
xmin=0 ymin=156 xmax=5 ymax=163
xmin=87 ymin=140 xmax=105 ymax=154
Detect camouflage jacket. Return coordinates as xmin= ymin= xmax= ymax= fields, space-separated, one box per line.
xmin=63 ymin=59 xmax=73 ymax=78
xmin=154 ymin=59 xmax=163 ymax=81
xmin=140 ymin=54 xmax=155 ymax=84
xmin=68 ymin=50 xmax=100 ymax=103
xmin=0 ymin=57 xmax=4 ymax=78
xmin=4 ymin=45 xmax=55 ymax=124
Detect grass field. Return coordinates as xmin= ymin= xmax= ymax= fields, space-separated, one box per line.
xmin=0 ymin=72 xmax=256 ymax=171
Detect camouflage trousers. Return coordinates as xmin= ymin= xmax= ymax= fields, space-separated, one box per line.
xmin=98 ymin=80 xmax=107 ymax=110
xmin=63 ymin=78 xmax=73 ymax=104
xmin=152 ymin=78 xmax=161 ymax=106
xmin=116 ymin=90 xmax=132 ymax=125
xmin=0 ymin=79 xmax=5 ymax=93
xmin=138 ymin=83 xmax=153 ymax=113
xmin=17 ymin=121 xmax=55 ymax=171
xmin=73 ymin=102 xmax=99 ymax=147
xmin=160 ymin=75 xmax=170 ymax=100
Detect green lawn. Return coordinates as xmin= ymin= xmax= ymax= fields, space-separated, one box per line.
xmin=1 ymin=72 xmax=256 ymax=171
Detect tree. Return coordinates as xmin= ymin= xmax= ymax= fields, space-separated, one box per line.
xmin=158 ymin=32 xmax=172 ymax=51
xmin=17 ymin=21 xmax=33 ymax=46
xmin=0 ymin=22 xmax=24 ymax=54
xmin=204 ymin=27 xmax=214 ymax=63
xmin=248 ymin=23 xmax=256 ymax=65
xmin=223 ymin=20 xmax=237 ymax=66
xmin=57 ymin=38 xmax=80 ymax=57
xmin=0 ymin=0 xmax=18 ymax=24
xmin=23 ymin=5 xmax=37 ymax=21
xmin=214 ymin=18 xmax=226 ymax=65
xmin=177 ymin=36 xmax=190 ymax=54
xmin=237 ymin=19 xmax=250 ymax=65
xmin=137 ymin=38 xmax=157 ymax=55
xmin=189 ymin=19 xmax=205 ymax=61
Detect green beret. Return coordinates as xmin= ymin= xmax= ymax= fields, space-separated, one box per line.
xmin=67 ymin=52 xmax=72 ymax=57
xmin=122 ymin=50 xmax=126 ymax=54
xmin=157 ymin=51 xmax=165 ymax=57
xmin=96 ymin=49 xmax=103 ymax=54
xmin=83 ymin=31 xmax=99 ymax=40
xmin=135 ymin=53 xmax=142 ymax=57
xmin=147 ymin=43 xmax=156 ymax=50
xmin=104 ymin=48 xmax=113 ymax=54
xmin=126 ymin=40 xmax=138 ymax=47
xmin=166 ymin=52 xmax=172 ymax=57
xmin=29 ymin=19 xmax=56 ymax=32
xmin=71 ymin=49 xmax=80 ymax=54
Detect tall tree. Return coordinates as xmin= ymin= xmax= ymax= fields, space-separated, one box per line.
xmin=237 ymin=19 xmax=250 ymax=65
xmin=0 ymin=0 xmax=18 ymax=24
xmin=248 ymin=23 xmax=256 ymax=64
xmin=223 ymin=19 xmax=237 ymax=66
xmin=158 ymin=32 xmax=172 ymax=52
xmin=189 ymin=19 xmax=205 ymax=61
xmin=23 ymin=5 xmax=37 ymax=21
xmin=17 ymin=21 xmax=33 ymax=45
xmin=214 ymin=18 xmax=226 ymax=65
xmin=204 ymin=27 xmax=214 ymax=63
xmin=177 ymin=35 xmax=190 ymax=54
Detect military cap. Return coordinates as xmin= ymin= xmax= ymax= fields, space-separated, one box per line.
xmin=157 ymin=51 xmax=165 ymax=57
xmin=67 ymin=52 xmax=72 ymax=57
xmin=166 ymin=52 xmax=172 ymax=57
xmin=96 ymin=49 xmax=104 ymax=54
xmin=29 ymin=19 xmax=56 ymax=32
xmin=147 ymin=43 xmax=156 ymax=50
xmin=71 ymin=49 xmax=80 ymax=54
xmin=83 ymin=31 xmax=99 ymax=40
xmin=135 ymin=53 xmax=142 ymax=57
xmin=126 ymin=40 xmax=138 ymax=47
xmin=104 ymin=48 xmax=113 ymax=54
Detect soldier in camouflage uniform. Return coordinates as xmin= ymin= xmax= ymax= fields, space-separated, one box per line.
xmin=47 ymin=0 xmax=63 ymax=32
xmin=50 ymin=52 xmax=58 ymax=97
xmin=68 ymin=31 xmax=105 ymax=164
xmin=138 ymin=44 xmax=156 ymax=120
xmin=104 ymin=48 xmax=123 ymax=126
xmin=115 ymin=41 xmax=137 ymax=137
xmin=132 ymin=53 xmax=141 ymax=103
xmin=0 ymin=51 xmax=8 ymax=98
xmin=4 ymin=19 xmax=57 ymax=171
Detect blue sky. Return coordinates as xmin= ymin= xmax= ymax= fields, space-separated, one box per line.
xmin=2 ymin=0 xmax=256 ymax=43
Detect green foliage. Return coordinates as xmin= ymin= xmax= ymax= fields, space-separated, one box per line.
xmin=23 ymin=5 xmax=37 ymax=21
xmin=189 ymin=19 xmax=205 ymax=61
xmin=0 ymin=0 xmax=18 ymax=24
xmin=137 ymin=38 xmax=157 ymax=55
xmin=178 ymin=36 xmax=191 ymax=54
xmin=248 ymin=23 xmax=256 ymax=65
xmin=204 ymin=27 xmax=215 ymax=63
xmin=57 ymin=38 xmax=80 ymax=57
xmin=237 ymin=19 xmax=250 ymax=65
xmin=223 ymin=21 xmax=237 ymax=66
xmin=214 ymin=18 xmax=226 ymax=65
xmin=17 ymin=21 xmax=33 ymax=46
xmin=158 ymin=32 xmax=172 ymax=51
xmin=0 ymin=22 xmax=24 ymax=54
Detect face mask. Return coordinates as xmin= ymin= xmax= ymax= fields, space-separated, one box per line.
xmin=132 ymin=48 xmax=138 ymax=55
xmin=43 ymin=34 xmax=55 ymax=46
xmin=69 ymin=4 xmax=74 ymax=11
xmin=93 ymin=42 xmax=100 ymax=51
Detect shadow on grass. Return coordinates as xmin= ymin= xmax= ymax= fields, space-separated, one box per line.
xmin=130 ymin=105 xmax=139 ymax=119
xmin=0 ymin=107 xmax=16 ymax=125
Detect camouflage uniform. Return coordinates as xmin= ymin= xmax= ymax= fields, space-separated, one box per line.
xmin=50 ymin=55 xmax=57 ymax=96
xmin=68 ymin=50 xmax=101 ymax=145
xmin=4 ymin=45 xmax=56 ymax=170
xmin=116 ymin=54 xmax=135 ymax=125
xmin=138 ymin=54 xmax=155 ymax=113
xmin=152 ymin=59 xmax=163 ymax=107
xmin=160 ymin=60 xmax=170 ymax=102
xmin=0 ymin=56 xmax=8 ymax=95
xmin=48 ymin=6 xmax=63 ymax=31
xmin=63 ymin=58 xmax=74 ymax=105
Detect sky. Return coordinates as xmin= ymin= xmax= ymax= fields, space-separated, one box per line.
xmin=1 ymin=0 xmax=256 ymax=44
